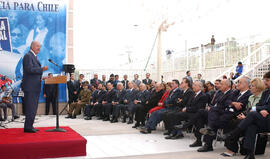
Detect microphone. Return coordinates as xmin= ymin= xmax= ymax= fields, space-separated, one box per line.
xmin=48 ymin=59 xmax=59 ymax=67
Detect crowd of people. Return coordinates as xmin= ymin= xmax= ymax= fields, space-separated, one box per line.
xmin=66 ymin=71 xmax=270 ymax=159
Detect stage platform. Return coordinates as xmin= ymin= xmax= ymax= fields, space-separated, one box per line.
xmin=0 ymin=126 xmax=87 ymax=159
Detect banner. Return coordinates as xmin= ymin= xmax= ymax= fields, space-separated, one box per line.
xmin=0 ymin=0 xmax=67 ymax=102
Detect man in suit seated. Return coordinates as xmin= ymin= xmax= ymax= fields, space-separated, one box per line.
xmin=102 ymin=82 xmax=117 ymax=121
xmin=43 ymin=73 xmax=58 ymax=115
xmin=0 ymin=85 xmax=19 ymax=121
xmin=111 ymin=83 xmax=126 ymax=123
xmin=142 ymin=73 xmax=152 ymax=87
xmin=127 ymin=83 xmax=150 ymax=126
xmin=121 ymin=74 xmax=129 ymax=90
xmin=133 ymin=83 xmax=164 ymax=128
xmin=66 ymin=82 xmax=91 ymax=119
xmin=198 ymin=77 xmax=251 ymax=152
xmin=84 ymin=83 xmax=106 ymax=120
xmin=90 ymin=73 xmax=101 ymax=88
xmin=140 ymin=79 xmax=182 ymax=134
xmin=223 ymin=71 xmax=270 ymax=159
xmin=118 ymin=81 xmax=138 ymax=123
xmin=162 ymin=77 xmax=194 ymax=136
xmin=164 ymin=81 xmax=208 ymax=140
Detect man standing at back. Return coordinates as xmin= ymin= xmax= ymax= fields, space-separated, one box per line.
xmin=22 ymin=41 xmax=48 ymax=133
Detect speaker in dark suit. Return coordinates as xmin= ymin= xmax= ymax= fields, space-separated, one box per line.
xmin=22 ymin=41 xmax=48 ymax=133
xmin=43 ymin=73 xmax=57 ymax=115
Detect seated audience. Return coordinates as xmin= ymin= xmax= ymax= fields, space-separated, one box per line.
xmin=133 ymin=74 xmax=141 ymax=86
xmin=111 ymin=83 xmax=127 ymax=123
xmin=66 ymin=82 xmax=91 ymax=119
xmin=90 ymin=73 xmax=101 ymax=88
xmin=102 ymin=82 xmax=117 ymax=121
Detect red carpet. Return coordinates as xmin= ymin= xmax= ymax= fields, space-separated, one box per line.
xmin=0 ymin=126 xmax=87 ymax=159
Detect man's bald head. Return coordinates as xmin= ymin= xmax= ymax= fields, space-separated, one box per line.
xmin=30 ymin=41 xmax=41 ymax=54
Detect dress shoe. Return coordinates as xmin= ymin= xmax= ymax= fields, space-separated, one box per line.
xmin=111 ymin=119 xmax=118 ymax=123
xmin=132 ymin=122 xmax=140 ymax=128
xmin=103 ymin=117 xmax=109 ymax=121
xmin=197 ymin=144 xmax=213 ymax=152
xmin=71 ymin=115 xmax=76 ymax=119
xmin=24 ymin=129 xmax=37 ymax=133
xmin=0 ymin=118 xmax=5 ymax=121
xmin=13 ymin=116 xmax=20 ymax=120
xmin=171 ymin=134 xmax=184 ymax=139
xmin=221 ymin=128 xmax=242 ymax=141
xmin=189 ymin=140 xmax=202 ymax=147
xmin=97 ymin=117 xmax=104 ymax=120
xmin=199 ymin=128 xmax=216 ymax=136
xmin=65 ymin=115 xmax=72 ymax=118
xmin=122 ymin=118 xmax=126 ymax=123
xmin=127 ymin=120 xmax=133 ymax=124
xmin=165 ymin=134 xmax=176 ymax=139
xmin=140 ymin=128 xmax=151 ymax=134
xmin=244 ymin=153 xmax=255 ymax=159
xmin=84 ymin=116 xmax=92 ymax=120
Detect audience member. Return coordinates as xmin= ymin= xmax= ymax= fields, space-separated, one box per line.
xmin=121 ymin=74 xmax=129 ymax=89
xmin=67 ymin=73 xmax=80 ymax=104
xmin=133 ymin=74 xmax=141 ymax=86
xmin=186 ymin=71 xmax=193 ymax=84
xmin=197 ymin=74 xmax=205 ymax=85
xmin=111 ymin=83 xmax=127 ymax=123
xmin=43 ymin=73 xmax=57 ymax=115
xmin=90 ymin=73 xmax=101 ymax=88
xmin=234 ymin=62 xmax=243 ymax=79
xmin=142 ymin=73 xmax=153 ymax=86
xmin=102 ymin=82 xmax=117 ymax=121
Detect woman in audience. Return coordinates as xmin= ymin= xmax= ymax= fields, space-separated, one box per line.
xmin=221 ymin=78 xmax=265 ymax=157
xmin=148 ymin=82 xmax=172 ymax=114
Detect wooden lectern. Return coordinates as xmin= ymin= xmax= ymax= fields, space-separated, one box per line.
xmin=45 ymin=75 xmax=67 ymax=132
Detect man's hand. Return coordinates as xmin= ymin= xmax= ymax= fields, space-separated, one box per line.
xmin=182 ymin=107 xmax=186 ymax=112
xmin=42 ymin=66 xmax=48 ymax=71
xmin=158 ymin=102 xmax=163 ymax=106
xmin=102 ymin=101 xmax=107 ymax=105
xmin=178 ymin=98 xmax=182 ymax=103
xmin=74 ymin=91 xmax=77 ymax=95
xmin=237 ymin=113 xmax=246 ymax=120
xmin=124 ymin=99 xmax=127 ymax=104
xmin=43 ymin=94 xmax=46 ymax=98
xmin=134 ymin=100 xmax=138 ymax=104
xmin=260 ymin=110 xmax=269 ymax=118
xmin=232 ymin=102 xmax=243 ymax=110
xmin=77 ymin=100 xmax=81 ymax=104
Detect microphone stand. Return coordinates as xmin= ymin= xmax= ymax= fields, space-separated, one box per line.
xmin=46 ymin=61 xmax=66 ymax=132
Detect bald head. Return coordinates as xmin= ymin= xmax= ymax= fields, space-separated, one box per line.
xmin=30 ymin=41 xmax=41 ymax=54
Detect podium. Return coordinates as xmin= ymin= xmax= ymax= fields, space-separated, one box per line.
xmin=45 ymin=76 xmax=67 ymax=132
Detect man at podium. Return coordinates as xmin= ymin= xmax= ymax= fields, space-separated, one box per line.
xmin=22 ymin=41 xmax=48 ymax=133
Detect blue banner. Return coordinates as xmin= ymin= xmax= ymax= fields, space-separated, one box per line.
xmin=0 ymin=0 xmax=67 ymax=102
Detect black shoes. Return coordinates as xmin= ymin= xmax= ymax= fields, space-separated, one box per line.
xmin=132 ymin=122 xmax=140 ymax=128
xmin=122 ymin=118 xmax=126 ymax=123
xmin=71 ymin=115 xmax=76 ymax=119
xmin=103 ymin=117 xmax=110 ymax=121
xmin=163 ymin=131 xmax=170 ymax=136
xmin=140 ymin=128 xmax=152 ymax=134
xmin=65 ymin=115 xmax=72 ymax=118
xmin=197 ymin=144 xmax=213 ymax=152
xmin=84 ymin=116 xmax=92 ymax=120
xmin=189 ymin=140 xmax=202 ymax=147
xmin=199 ymin=128 xmax=216 ymax=136
xmin=13 ymin=116 xmax=20 ymax=120
xmin=24 ymin=128 xmax=37 ymax=133
xmin=221 ymin=127 xmax=242 ymax=141
xmin=244 ymin=153 xmax=255 ymax=159
xmin=174 ymin=124 xmax=186 ymax=131
xmin=127 ymin=120 xmax=133 ymax=124
xmin=165 ymin=133 xmax=184 ymax=140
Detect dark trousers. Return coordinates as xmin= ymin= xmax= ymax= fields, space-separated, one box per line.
xmin=208 ymin=108 xmax=234 ymax=130
xmin=238 ymin=111 xmax=269 ymax=151
xmin=85 ymin=104 xmax=92 ymax=117
xmin=24 ymin=91 xmax=40 ymax=129
xmin=134 ymin=104 xmax=146 ymax=124
xmin=112 ymin=104 xmax=121 ymax=118
xmin=104 ymin=103 xmax=113 ymax=118
xmin=127 ymin=103 xmax=136 ymax=120
xmin=0 ymin=103 xmax=17 ymax=119
xmin=116 ymin=104 xmax=128 ymax=119
xmin=224 ymin=119 xmax=242 ymax=153
xmin=181 ymin=109 xmax=208 ymax=141
xmin=92 ymin=103 xmax=103 ymax=117
xmin=45 ymin=95 xmax=56 ymax=115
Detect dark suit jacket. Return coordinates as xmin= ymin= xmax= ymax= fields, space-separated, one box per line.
xmin=186 ymin=91 xmax=208 ymax=113
xmin=211 ymin=89 xmax=234 ymax=113
xmin=21 ymin=51 xmax=43 ymax=92
xmin=164 ymin=88 xmax=182 ymax=107
xmin=95 ymin=90 xmax=107 ymax=104
xmin=114 ymin=89 xmax=127 ymax=104
xmin=43 ymin=83 xmax=57 ymax=96
xmin=142 ymin=79 xmax=152 ymax=85
xmin=124 ymin=88 xmax=138 ymax=104
xmin=121 ymin=80 xmax=129 ymax=89
xmin=103 ymin=89 xmax=117 ymax=103
xmin=146 ymin=89 xmax=164 ymax=108
xmin=229 ymin=89 xmax=252 ymax=115
xmin=177 ymin=87 xmax=194 ymax=109
xmin=255 ymin=89 xmax=270 ymax=130
xmin=67 ymin=80 xmax=79 ymax=102
xmin=90 ymin=78 xmax=101 ymax=87
xmin=135 ymin=90 xmax=150 ymax=105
